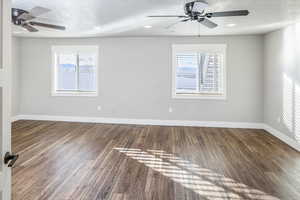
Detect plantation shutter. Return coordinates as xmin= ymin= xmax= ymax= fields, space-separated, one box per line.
xmin=198 ymin=53 xmax=222 ymax=94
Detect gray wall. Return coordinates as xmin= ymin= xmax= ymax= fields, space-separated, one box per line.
xmin=18 ymin=36 xmax=264 ymax=122
xmin=264 ymin=24 xmax=300 ymax=142
xmin=11 ymin=37 xmax=20 ymax=117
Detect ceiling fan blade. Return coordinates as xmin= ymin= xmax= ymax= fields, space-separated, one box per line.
xmin=199 ymin=18 xmax=218 ymax=29
xmin=17 ymin=6 xmax=51 ymax=21
xmin=165 ymin=18 xmax=190 ymax=29
xmin=29 ymin=6 xmax=51 ymax=17
xmin=18 ymin=12 xmax=35 ymax=21
xmin=31 ymin=16 xmax=63 ymax=24
xmin=22 ymin=23 xmax=39 ymax=32
xmin=207 ymin=10 xmax=249 ymax=17
xmin=29 ymin=21 xmax=66 ymax=30
xmin=148 ymin=15 xmax=188 ymax=18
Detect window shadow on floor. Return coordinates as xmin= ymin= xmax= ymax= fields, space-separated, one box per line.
xmin=114 ymin=147 xmax=280 ymax=200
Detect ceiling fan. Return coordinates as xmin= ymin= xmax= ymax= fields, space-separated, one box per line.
xmin=12 ymin=6 xmax=66 ymax=32
xmin=148 ymin=0 xmax=250 ymax=29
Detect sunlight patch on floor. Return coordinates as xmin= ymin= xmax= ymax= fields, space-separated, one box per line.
xmin=114 ymin=147 xmax=280 ymax=200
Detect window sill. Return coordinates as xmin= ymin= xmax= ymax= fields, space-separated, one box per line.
xmin=51 ymin=92 xmax=98 ymax=97
xmin=172 ymin=93 xmax=227 ymax=100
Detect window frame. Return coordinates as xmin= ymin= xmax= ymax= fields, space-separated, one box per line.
xmin=51 ymin=45 xmax=99 ymax=97
xmin=172 ymin=44 xmax=227 ymax=100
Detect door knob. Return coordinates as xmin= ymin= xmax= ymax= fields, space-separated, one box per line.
xmin=4 ymin=152 xmax=19 ymax=167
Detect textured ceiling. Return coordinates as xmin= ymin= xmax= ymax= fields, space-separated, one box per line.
xmin=12 ymin=0 xmax=300 ymax=37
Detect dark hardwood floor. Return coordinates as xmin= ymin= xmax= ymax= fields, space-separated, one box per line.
xmin=12 ymin=120 xmax=300 ymax=200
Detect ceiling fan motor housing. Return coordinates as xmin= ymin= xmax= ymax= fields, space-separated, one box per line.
xmin=12 ymin=8 xmax=28 ymax=25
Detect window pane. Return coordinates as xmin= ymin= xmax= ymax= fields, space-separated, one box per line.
xmin=78 ymin=54 xmax=96 ymax=92
xmin=57 ymin=54 xmax=77 ymax=91
xmin=176 ymin=54 xmax=198 ymax=93
xmin=199 ymin=53 xmax=222 ymax=93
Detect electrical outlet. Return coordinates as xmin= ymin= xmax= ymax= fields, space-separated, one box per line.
xmin=169 ymin=107 xmax=173 ymax=113
xmin=97 ymin=106 xmax=102 ymax=111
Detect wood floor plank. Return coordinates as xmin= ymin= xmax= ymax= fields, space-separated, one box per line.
xmin=12 ymin=120 xmax=300 ymax=200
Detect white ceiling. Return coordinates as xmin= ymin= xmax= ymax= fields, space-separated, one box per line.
xmin=12 ymin=0 xmax=300 ymax=38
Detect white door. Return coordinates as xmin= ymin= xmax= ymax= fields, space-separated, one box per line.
xmin=0 ymin=0 xmax=13 ymax=200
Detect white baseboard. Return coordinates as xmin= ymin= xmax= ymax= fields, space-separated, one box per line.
xmin=11 ymin=114 xmax=300 ymax=152
xmin=11 ymin=114 xmax=264 ymax=129
xmin=263 ymin=124 xmax=300 ymax=152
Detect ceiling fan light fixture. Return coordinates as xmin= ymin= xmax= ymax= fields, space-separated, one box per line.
xmin=227 ymin=23 xmax=236 ymax=27
xmin=191 ymin=0 xmax=209 ymax=12
xmin=94 ymin=26 xmax=101 ymax=30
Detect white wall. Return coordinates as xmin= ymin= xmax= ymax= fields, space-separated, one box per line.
xmin=18 ymin=36 xmax=264 ymax=123
xmin=11 ymin=37 xmax=20 ymax=117
xmin=264 ymin=23 xmax=300 ymax=143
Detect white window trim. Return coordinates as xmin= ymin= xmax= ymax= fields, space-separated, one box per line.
xmin=51 ymin=45 xmax=99 ymax=97
xmin=172 ymin=44 xmax=227 ymax=100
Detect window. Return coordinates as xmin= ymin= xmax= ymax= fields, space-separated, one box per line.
xmin=172 ymin=44 xmax=226 ymax=99
xmin=52 ymin=46 xmax=98 ymax=96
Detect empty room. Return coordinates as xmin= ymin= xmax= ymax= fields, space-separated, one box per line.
xmin=1 ymin=0 xmax=300 ymax=199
